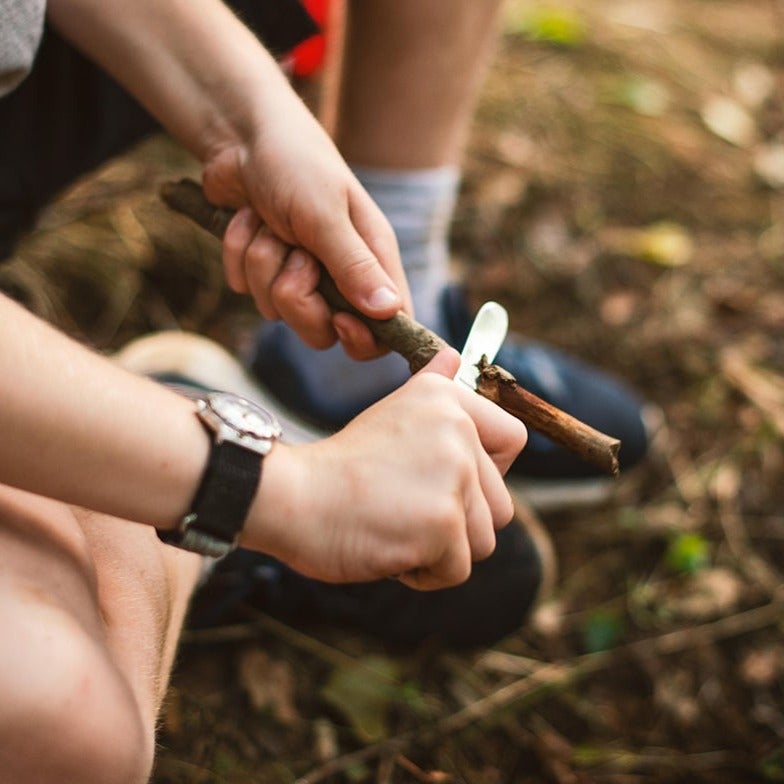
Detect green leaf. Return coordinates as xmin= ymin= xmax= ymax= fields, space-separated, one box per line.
xmin=320 ymin=655 xmax=402 ymax=743
xmin=582 ymin=609 xmax=624 ymax=653
xmin=665 ymin=533 xmax=710 ymax=574
xmin=507 ymin=6 xmax=586 ymax=46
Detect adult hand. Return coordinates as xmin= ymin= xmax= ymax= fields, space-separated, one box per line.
xmin=46 ymin=0 xmax=408 ymax=356
xmin=203 ymin=87 xmax=412 ymax=360
xmin=247 ymin=349 xmax=527 ymax=590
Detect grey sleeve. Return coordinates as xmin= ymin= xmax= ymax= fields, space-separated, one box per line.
xmin=0 ymin=0 xmax=46 ymax=97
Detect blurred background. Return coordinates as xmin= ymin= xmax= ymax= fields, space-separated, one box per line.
xmin=3 ymin=0 xmax=784 ymax=781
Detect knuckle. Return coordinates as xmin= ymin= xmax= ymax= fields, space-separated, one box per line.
xmin=447 ymin=558 xmax=472 ymax=587
xmin=222 ymin=228 xmax=245 ymax=258
xmin=427 ymin=497 xmax=464 ymax=539
xmin=494 ymin=493 xmax=515 ymax=528
xmin=335 ymin=247 xmax=379 ymax=281
xmin=246 ymin=234 xmax=279 ymax=265
xmin=475 ymin=536 xmax=496 ymax=562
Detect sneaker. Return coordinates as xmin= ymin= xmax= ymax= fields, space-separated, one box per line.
xmin=250 ymin=284 xmax=660 ymax=510
xmin=114 ymin=331 xmax=555 ymax=648
xmin=114 ymin=330 xmax=322 ymax=446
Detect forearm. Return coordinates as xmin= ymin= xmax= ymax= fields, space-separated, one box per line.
xmin=45 ymin=0 xmax=292 ymax=162
xmin=0 ymin=294 xmax=210 ymax=527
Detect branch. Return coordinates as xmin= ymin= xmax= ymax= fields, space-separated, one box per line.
xmin=477 ymin=361 xmax=620 ymax=477
xmin=159 ymin=178 xmax=620 ymax=475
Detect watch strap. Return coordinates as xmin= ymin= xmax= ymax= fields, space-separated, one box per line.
xmin=158 ymin=438 xmax=262 ymax=557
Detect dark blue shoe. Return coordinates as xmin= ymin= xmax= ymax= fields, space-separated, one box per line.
xmin=187 ymin=513 xmax=551 ymax=649
xmin=250 ymin=285 xmax=659 ymax=509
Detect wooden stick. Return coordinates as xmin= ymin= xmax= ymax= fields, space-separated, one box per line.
xmin=477 ymin=361 xmax=620 ymax=476
xmin=159 ymin=178 xmax=621 ymax=475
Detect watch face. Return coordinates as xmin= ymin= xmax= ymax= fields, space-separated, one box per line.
xmin=206 ymin=393 xmax=281 ymax=439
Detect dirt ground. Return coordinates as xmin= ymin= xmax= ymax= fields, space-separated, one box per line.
xmin=4 ymin=0 xmax=784 ymax=781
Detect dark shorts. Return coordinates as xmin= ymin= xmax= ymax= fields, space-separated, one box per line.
xmin=0 ymin=0 xmax=317 ymax=261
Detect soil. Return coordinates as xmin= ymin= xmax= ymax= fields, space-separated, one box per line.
xmin=3 ymin=1 xmax=784 ymax=782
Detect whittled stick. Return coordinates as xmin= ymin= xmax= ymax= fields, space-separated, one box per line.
xmin=477 ymin=362 xmax=620 ymax=476
xmin=160 ymin=178 xmax=621 ymax=475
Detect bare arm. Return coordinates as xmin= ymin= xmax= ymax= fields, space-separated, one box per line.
xmin=0 ymin=294 xmax=526 ymax=587
xmin=0 ymin=294 xmax=208 ymax=526
xmin=45 ymin=0 xmax=411 ymax=355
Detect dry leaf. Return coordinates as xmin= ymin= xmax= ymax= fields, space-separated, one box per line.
xmin=320 ymin=655 xmax=402 ymax=743
xmin=237 ymin=648 xmax=300 ymax=726
xmin=701 ymin=95 xmax=756 ymax=147
xmin=733 ymin=61 xmax=775 ymax=109
xmin=753 ymin=143 xmax=784 ymax=189
xmin=667 ymin=568 xmax=744 ymax=621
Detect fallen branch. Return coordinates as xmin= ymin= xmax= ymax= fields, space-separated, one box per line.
xmin=160 ymin=178 xmax=620 ymax=475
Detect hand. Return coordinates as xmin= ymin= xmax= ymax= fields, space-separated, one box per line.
xmin=202 ymin=87 xmax=413 ymax=360
xmin=249 ymin=349 xmax=527 ymax=590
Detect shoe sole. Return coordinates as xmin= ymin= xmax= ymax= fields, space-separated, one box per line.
xmin=113 ymin=331 xmax=330 ymax=446
xmin=507 ymin=475 xmax=616 ymax=513
xmin=507 ymin=403 xmax=665 ymax=512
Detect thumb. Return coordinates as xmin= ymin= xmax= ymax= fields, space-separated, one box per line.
xmin=312 ymin=214 xmax=402 ymax=319
xmin=419 ymin=347 xmax=462 ymax=379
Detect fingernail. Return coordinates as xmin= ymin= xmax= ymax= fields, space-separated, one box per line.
xmin=286 ymin=250 xmax=307 ymax=271
xmin=367 ymin=286 xmax=398 ymax=310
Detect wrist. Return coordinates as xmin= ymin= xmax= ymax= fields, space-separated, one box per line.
xmin=239 ymin=442 xmax=311 ymax=559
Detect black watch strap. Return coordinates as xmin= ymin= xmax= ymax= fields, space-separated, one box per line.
xmin=158 ymin=439 xmax=262 ymax=557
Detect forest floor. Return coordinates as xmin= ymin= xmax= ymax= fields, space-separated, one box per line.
xmin=4 ymin=0 xmax=784 ymax=782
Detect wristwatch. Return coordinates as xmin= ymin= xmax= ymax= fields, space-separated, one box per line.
xmin=157 ymin=392 xmax=282 ymax=558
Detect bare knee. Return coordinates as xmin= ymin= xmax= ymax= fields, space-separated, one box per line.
xmin=0 ymin=604 xmax=155 ymax=784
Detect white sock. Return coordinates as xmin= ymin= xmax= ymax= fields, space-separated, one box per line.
xmin=352 ymin=165 xmax=459 ymax=332
xmin=263 ymin=166 xmax=460 ymax=419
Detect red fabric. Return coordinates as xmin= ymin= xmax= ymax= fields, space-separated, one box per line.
xmin=291 ymin=0 xmax=329 ymax=77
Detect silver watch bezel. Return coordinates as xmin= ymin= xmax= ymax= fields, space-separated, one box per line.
xmin=196 ymin=392 xmax=282 ymax=456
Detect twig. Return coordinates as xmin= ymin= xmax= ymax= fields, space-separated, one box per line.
xmin=296 ymin=597 xmax=784 ymax=783
xmin=159 ymin=178 xmax=620 ymax=475
xmin=477 ymin=360 xmax=620 ymax=477
xmin=721 ymin=346 xmax=784 ymax=437
xmin=183 ymin=611 xmax=386 ymax=673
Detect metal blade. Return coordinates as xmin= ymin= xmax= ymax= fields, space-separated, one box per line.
xmin=454 ymin=301 xmax=509 ymax=390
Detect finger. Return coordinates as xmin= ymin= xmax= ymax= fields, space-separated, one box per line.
xmin=464 ymin=493 xmax=497 ymax=560
xmin=473 ymin=445 xmax=515 ymax=531
xmin=271 ymin=249 xmax=338 ymax=349
xmin=306 ymin=205 xmax=403 ymax=320
xmin=244 ymin=228 xmax=291 ymax=320
xmin=456 ymin=413 xmax=513 ymax=552
xmin=417 ymin=351 xmax=527 ymax=471
xmin=397 ymin=536 xmax=473 ymax=591
xmin=415 ymin=347 xmax=462 ymax=379
xmin=332 ymin=312 xmax=390 ymax=361
xmin=348 ymin=188 xmax=414 ymax=316
xmin=457 ymin=389 xmax=528 ymax=474
xmin=222 ymin=207 xmax=261 ymax=294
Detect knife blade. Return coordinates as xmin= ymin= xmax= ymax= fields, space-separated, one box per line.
xmin=454 ymin=301 xmax=509 ymax=390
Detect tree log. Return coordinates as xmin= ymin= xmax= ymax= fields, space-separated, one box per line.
xmin=160 ymin=178 xmax=621 ymax=476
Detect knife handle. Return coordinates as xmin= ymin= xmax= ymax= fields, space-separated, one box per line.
xmin=159 ymin=178 xmax=447 ymax=374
